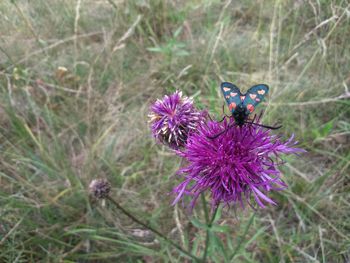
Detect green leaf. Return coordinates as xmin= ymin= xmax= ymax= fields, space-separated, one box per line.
xmin=245 ymin=226 xmax=268 ymax=246
xmin=173 ymin=26 xmax=183 ymax=38
xmin=191 ymin=234 xmax=201 ymax=255
xmin=65 ymin=228 xmax=97 ymax=235
xmin=175 ymin=50 xmax=189 ymax=56
xmin=213 ymin=206 xmax=222 ymax=223
xmin=147 ymin=47 xmax=163 ymax=52
xmin=209 ymin=232 xmax=228 ymax=261
xmin=319 ymin=120 xmax=334 ymax=137
xmin=91 ymin=235 xmax=156 ymax=254
xmin=190 ymin=218 xmax=208 ymax=230
xmin=229 ymin=213 xmax=255 ymax=260
xmin=312 ymin=119 xmax=334 ymax=140
xmin=210 ymin=224 xmax=230 ymax=233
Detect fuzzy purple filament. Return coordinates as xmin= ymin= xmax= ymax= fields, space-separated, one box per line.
xmin=172 ymin=117 xmax=305 ymax=209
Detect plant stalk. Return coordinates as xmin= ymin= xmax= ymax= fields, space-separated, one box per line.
xmin=229 ymin=213 xmax=255 ymax=260
xmin=202 ymin=193 xmax=219 ymax=262
xmin=106 ymin=196 xmax=201 ymax=262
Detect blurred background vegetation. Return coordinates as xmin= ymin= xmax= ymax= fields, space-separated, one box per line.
xmin=0 ymin=0 xmax=349 ymax=262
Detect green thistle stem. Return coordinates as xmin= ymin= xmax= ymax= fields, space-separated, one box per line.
xmin=229 ymin=213 xmax=255 ymax=260
xmin=201 ymin=193 xmax=219 ymax=262
xmin=106 ymin=196 xmax=201 ymax=262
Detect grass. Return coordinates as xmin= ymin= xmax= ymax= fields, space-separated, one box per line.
xmin=0 ymin=0 xmax=349 ymax=262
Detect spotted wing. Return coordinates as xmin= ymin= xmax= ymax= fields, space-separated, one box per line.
xmin=242 ymin=84 xmax=269 ymax=113
xmin=220 ymin=82 xmax=243 ymax=113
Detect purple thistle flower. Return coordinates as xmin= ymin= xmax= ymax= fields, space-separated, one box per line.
xmin=148 ymin=91 xmax=206 ymax=149
xmin=172 ymin=117 xmax=305 ymax=209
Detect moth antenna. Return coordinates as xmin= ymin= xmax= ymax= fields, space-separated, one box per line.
xmin=244 ymin=121 xmax=282 ymax=130
xmin=207 ymin=123 xmax=237 ymax=139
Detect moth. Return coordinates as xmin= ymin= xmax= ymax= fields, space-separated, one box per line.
xmin=209 ymin=82 xmax=281 ymax=139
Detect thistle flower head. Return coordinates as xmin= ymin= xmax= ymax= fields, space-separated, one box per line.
xmin=89 ymin=179 xmax=111 ymax=199
xmin=172 ymin=117 xmax=305 ymax=209
xmin=148 ymin=91 xmax=206 ymax=149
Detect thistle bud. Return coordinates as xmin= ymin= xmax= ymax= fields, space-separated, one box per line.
xmin=89 ymin=179 xmax=111 ymax=199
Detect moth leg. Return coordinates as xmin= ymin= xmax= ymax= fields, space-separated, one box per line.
xmin=218 ymin=115 xmax=227 ymax=123
xmin=221 ymin=103 xmax=231 ymax=118
xmin=248 ymin=121 xmax=254 ymax=136
xmin=258 ymin=110 xmax=264 ymax=121
xmin=208 ymin=113 xmax=226 ymax=123
xmin=251 ymin=114 xmax=257 ymax=123
xmin=208 ymin=113 xmax=215 ymax=122
xmin=207 ymin=123 xmax=237 ymax=140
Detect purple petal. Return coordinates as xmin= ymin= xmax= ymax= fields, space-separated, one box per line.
xmin=171 ymin=115 xmax=305 ymax=210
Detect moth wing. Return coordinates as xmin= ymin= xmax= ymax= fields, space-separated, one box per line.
xmin=220 ymin=82 xmax=242 ymax=113
xmin=242 ymin=84 xmax=269 ymax=113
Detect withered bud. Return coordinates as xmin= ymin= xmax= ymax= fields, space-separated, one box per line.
xmin=89 ymin=179 xmax=111 ymax=199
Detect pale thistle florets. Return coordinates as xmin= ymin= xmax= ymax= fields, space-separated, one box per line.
xmin=148 ymin=91 xmax=206 ymax=149
xmin=172 ymin=117 xmax=305 ymax=209
xmin=89 ymin=179 xmax=111 ymax=199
